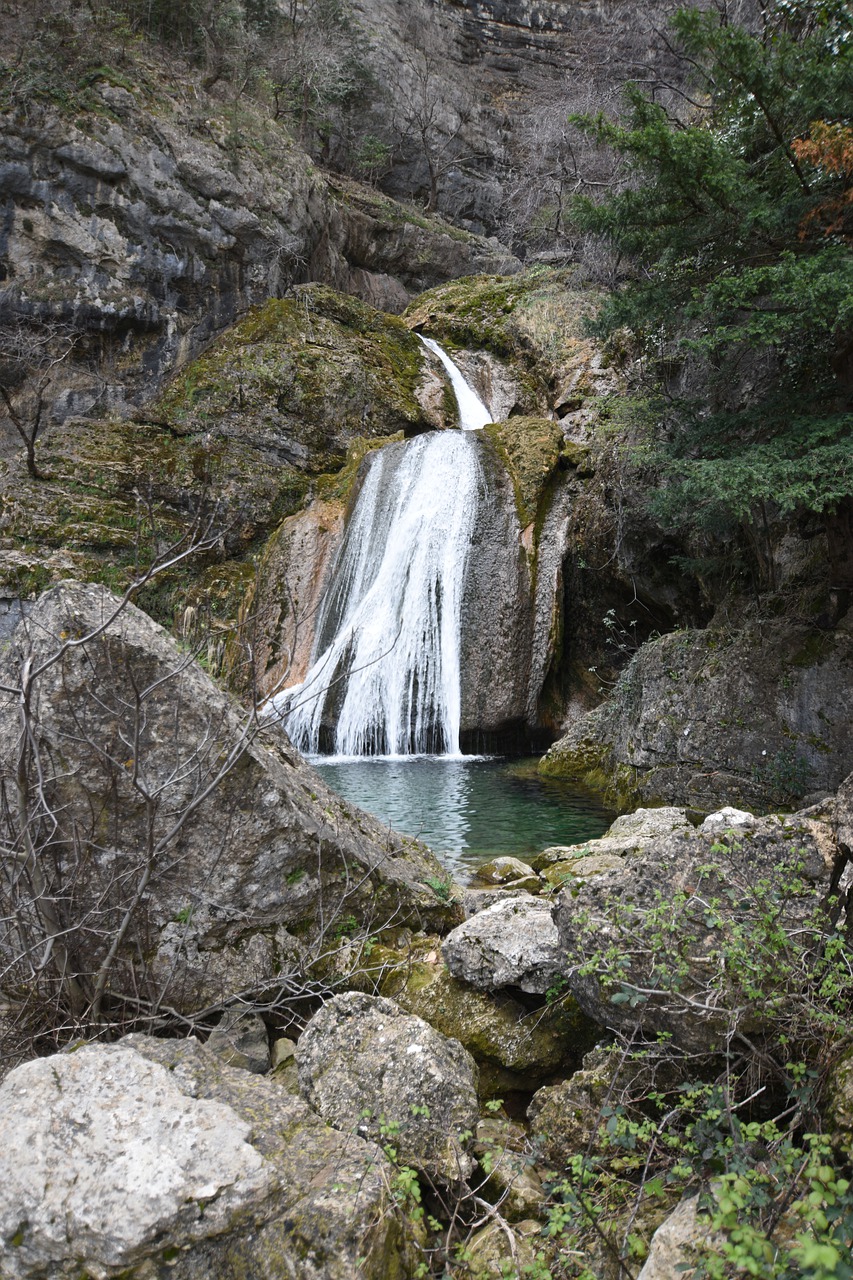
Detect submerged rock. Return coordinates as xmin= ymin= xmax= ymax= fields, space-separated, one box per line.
xmin=0 ymin=1036 xmax=414 ymax=1280
xmin=296 ymin=992 xmax=479 ymax=1182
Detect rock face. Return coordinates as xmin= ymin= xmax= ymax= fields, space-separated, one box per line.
xmin=0 ymin=581 xmax=458 ymax=1026
xmin=296 ymin=991 xmax=479 ymax=1182
xmin=442 ymin=897 xmax=565 ymax=995
xmin=0 ymin=1036 xmax=414 ymax=1280
xmin=553 ymin=803 xmax=846 ymax=1054
xmin=541 ymin=619 xmax=853 ymax=811
xmin=0 ymin=88 xmax=514 ymax=420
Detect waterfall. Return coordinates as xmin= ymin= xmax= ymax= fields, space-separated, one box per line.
xmin=271 ymin=341 xmax=491 ymax=757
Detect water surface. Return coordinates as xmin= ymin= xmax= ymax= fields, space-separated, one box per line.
xmin=314 ymin=755 xmax=614 ymax=876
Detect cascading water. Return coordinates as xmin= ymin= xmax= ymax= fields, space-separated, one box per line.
xmin=271 ymin=340 xmax=490 ymax=757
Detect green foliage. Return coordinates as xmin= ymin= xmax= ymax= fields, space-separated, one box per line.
xmin=569 ymin=1 xmax=853 ymax=543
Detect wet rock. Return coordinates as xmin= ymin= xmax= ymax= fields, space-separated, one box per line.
xmin=206 ymin=1008 xmax=270 ymax=1074
xmin=296 ymin=992 xmax=479 ymax=1182
xmin=0 ymin=1036 xmax=413 ymax=1280
xmin=442 ymin=897 xmax=564 ymax=995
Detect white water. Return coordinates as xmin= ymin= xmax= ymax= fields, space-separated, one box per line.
xmin=419 ymin=336 xmax=492 ymax=431
xmin=271 ymin=342 xmax=491 ymax=756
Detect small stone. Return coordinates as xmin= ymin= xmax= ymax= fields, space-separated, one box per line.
xmin=271 ymin=1037 xmax=296 ymax=1070
xmin=699 ymin=806 xmax=756 ymax=833
xmin=206 ymin=1009 xmax=270 ymax=1074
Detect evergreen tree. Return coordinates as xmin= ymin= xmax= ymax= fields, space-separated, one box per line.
xmin=571 ymin=0 xmax=853 ymax=589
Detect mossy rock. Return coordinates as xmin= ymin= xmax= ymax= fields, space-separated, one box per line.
xmin=157 ymin=286 xmax=432 ymax=457
xmin=376 ymin=943 xmax=597 ymax=1082
xmin=405 ymin=267 xmax=606 ymax=392
xmin=483 ymin=416 xmax=564 ymax=530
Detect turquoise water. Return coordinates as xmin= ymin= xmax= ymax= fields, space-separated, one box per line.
xmin=313 ymin=756 xmax=614 ymax=876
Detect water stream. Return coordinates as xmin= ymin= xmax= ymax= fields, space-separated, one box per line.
xmin=271 ymin=340 xmax=491 ymax=756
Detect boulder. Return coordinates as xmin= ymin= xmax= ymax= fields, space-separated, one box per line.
xmin=554 ymin=807 xmax=842 ymax=1053
xmin=535 ymin=806 xmax=692 ymax=868
xmin=0 ymin=1036 xmax=415 ymax=1280
xmin=540 ymin=621 xmax=853 ymax=812
xmin=378 ymin=946 xmax=596 ymax=1080
xmin=296 ymin=992 xmax=479 ymax=1182
xmin=0 ymin=582 xmax=458 ymax=1032
xmin=442 ymin=896 xmax=565 ymax=995
xmin=471 ymin=856 xmax=542 ymax=894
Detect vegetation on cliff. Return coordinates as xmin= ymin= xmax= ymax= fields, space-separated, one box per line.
xmin=570 ymin=1 xmax=853 ymax=592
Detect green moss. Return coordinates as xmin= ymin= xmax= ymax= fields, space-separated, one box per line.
xmin=483 ymin=417 xmax=564 ymax=529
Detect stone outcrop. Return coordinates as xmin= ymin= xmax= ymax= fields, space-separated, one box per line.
xmin=0 ymin=89 xmax=515 ymax=422
xmin=0 ymin=1035 xmax=415 ymax=1280
xmin=296 ymin=991 xmax=479 ymax=1182
xmin=552 ymin=798 xmax=847 ymax=1054
xmin=541 ymin=618 xmax=853 ymax=812
xmin=0 ymin=581 xmax=458 ymax=1027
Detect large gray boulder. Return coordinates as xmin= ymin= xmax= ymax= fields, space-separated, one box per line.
xmin=296 ymin=991 xmax=479 ymax=1182
xmin=554 ymin=801 xmax=845 ymax=1054
xmin=0 ymin=582 xmax=458 ymax=1032
xmin=442 ymin=896 xmax=565 ymax=995
xmin=541 ymin=619 xmax=853 ymax=812
xmin=0 ymin=1036 xmax=415 ymax=1280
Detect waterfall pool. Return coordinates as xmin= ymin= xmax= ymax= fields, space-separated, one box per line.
xmin=312 ymin=755 xmax=614 ymax=877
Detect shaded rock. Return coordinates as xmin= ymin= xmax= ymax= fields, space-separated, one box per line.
xmin=541 ymin=622 xmax=853 ymax=812
xmin=554 ymin=808 xmax=843 ymax=1053
xmin=0 ymin=1036 xmax=413 ymax=1280
xmin=206 ymin=1008 xmax=270 ymax=1074
xmin=463 ymin=1219 xmax=545 ymax=1278
xmin=296 ymin=992 xmax=479 ymax=1182
xmin=637 ymin=1194 xmax=721 ymax=1280
xmin=379 ymin=947 xmax=595 ymax=1080
xmin=442 ymin=897 xmax=564 ymax=995
xmin=828 ymin=1047 xmax=853 ymax=1158
xmin=0 ymin=583 xmax=458 ymax=1026
xmin=473 ymin=1118 xmax=545 ymax=1222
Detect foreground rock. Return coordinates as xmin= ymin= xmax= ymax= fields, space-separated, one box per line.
xmin=442 ymin=896 xmax=565 ymax=995
xmin=296 ymin=992 xmax=479 ymax=1182
xmin=0 ymin=1036 xmax=414 ymax=1280
xmin=0 ymin=583 xmax=457 ymax=1030
xmin=541 ymin=619 xmax=853 ymax=812
xmin=554 ymin=800 xmax=846 ymax=1053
